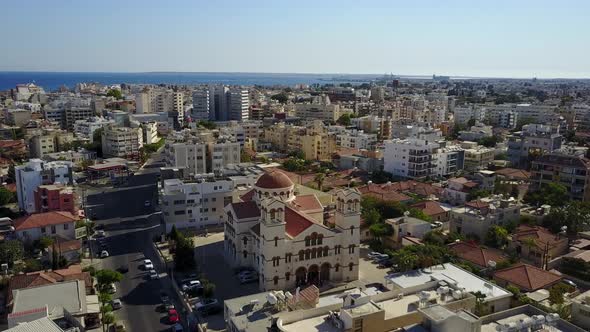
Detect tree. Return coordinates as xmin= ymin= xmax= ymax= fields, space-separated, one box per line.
xmin=542 ymin=201 xmax=590 ymax=234
xmin=38 ymin=236 xmax=54 ymax=250
xmin=314 ymin=172 xmax=326 ymax=191
xmin=240 ymin=151 xmax=252 ymax=162
xmin=23 ymin=258 xmax=43 ymax=272
xmin=484 ymin=225 xmax=509 ymax=248
xmin=548 ymin=284 xmax=569 ymax=306
xmin=369 ymin=223 xmax=392 ymax=243
xmin=369 ymin=170 xmax=394 ymax=184
xmin=202 ymin=280 xmax=216 ymax=298
xmin=408 ymin=208 xmax=432 ymax=222
xmin=174 ymin=235 xmax=196 ymax=271
xmin=197 ymin=121 xmax=217 ymax=130
xmin=169 ymin=225 xmax=181 ymax=242
xmin=0 ymin=240 xmax=24 ymax=267
xmin=526 ymin=183 xmax=568 ymax=207
xmin=102 ymin=312 xmax=116 ymax=332
xmin=362 ymin=208 xmax=381 ymax=226
xmin=467 ymin=118 xmax=476 ymax=127
xmin=337 ymin=114 xmax=352 ymax=126
xmin=468 ymin=189 xmax=491 ymax=201
xmin=0 ymin=187 xmax=15 ymax=205
xmin=95 ymin=269 xmax=123 ymax=293
xmin=423 ymin=231 xmax=446 ymax=247
xmin=270 ymin=92 xmax=289 ymax=104
xmin=389 ymin=244 xmax=455 ymax=272
xmin=106 ymin=89 xmax=122 ymax=99
xmin=478 ymin=136 xmax=500 ymax=148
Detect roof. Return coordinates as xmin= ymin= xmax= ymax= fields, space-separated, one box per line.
xmin=410 ymin=201 xmax=446 ymax=216
xmin=255 ymin=170 xmax=294 ymax=189
xmin=7 ymin=265 xmax=92 ymax=302
xmin=239 ymin=189 xmax=256 ymax=202
xmin=494 ymin=168 xmax=531 ymax=180
xmin=290 ymin=194 xmax=323 ymax=212
xmin=229 ymin=201 xmax=260 ymax=220
xmin=494 ymin=264 xmax=562 ymax=291
xmin=13 ymin=211 xmax=79 ymax=231
xmin=250 ymin=224 xmax=260 ymax=237
xmin=285 ymin=206 xmax=314 ymax=238
xmin=358 ymin=180 xmax=442 ymax=198
xmin=464 ymin=200 xmax=490 ymax=210
xmin=449 ymin=241 xmax=506 ymax=268
xmin=11 ymin=280 xmax=87 ymax=317
xmin=512 ymin=225 xmax=564 ymax=249
xmin=5 ymin=317 xmax=64 ymax=332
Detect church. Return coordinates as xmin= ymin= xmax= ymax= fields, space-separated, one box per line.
xmin=224 ymin=170 xmax=361 ymax=291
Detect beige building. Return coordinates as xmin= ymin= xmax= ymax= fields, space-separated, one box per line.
xmin=101 ymin=125 xmax=143 ymax=159
xmin=461 ymin=141 xmax=494 ymax=171
xmin=263 ymin=122 xmax=336 ymax=161
xmin=29 ymin=130 xmax=74 ymax=158
xmin=164 ymin=138 xmax=240 ymax=175
xmin=224 ymin=171 xmax=360 ymax=291
xmin=294 ymin=95 xmax=349 ymax=121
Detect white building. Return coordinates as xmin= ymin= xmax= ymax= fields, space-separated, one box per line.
xmin=101 ymin=125 xmax=144 ymax=159
xmin=161 ymin=176 xmax=235 ymax=231
xmin=135 ymin=91 xmax=152 ymax=114
xmin=383 ymin=138 xmax=440 ymax=179
xmin=15 ymin=159 xmax=73 ymax=213
xmin=191 ymin=88 xmax=210 ymax=121
xmin=73 ymin=117 xmax=114 ymax=143
xmin=224 ymin=170 xmax=360 ymax=291
xmin=141 ymin=121 xmax=159 ymax=145
xmin=229 ymin=88 xmax=249 ymax=121
xmin=453 ymin=106 xmax=486 ymax=125
xmin=436 ymin=143 xmax=465 ymax=177
xmin=336 ymin=129 xmax=378 ymax=150
xmin=458 ymin=122 xmax=493 ymax=141
xmin=449 ymin=196 xmax=521 ymax=239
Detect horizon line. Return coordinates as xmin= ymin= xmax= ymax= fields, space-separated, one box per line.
xmin=1 ymin=70 xmax=589 ymax=81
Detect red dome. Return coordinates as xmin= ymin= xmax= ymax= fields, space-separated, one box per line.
xmin=255 ymin=171 xmax=294 ymax=189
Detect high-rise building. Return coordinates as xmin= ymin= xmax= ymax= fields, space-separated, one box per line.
xmin=191 ymin=89 xmax=210 ymax=121
xmin=101 ymin=125 xmax=144 ymax=159
xmin=206 ymin=85 xmax=249 ymax=121
xmin=135 ymin=92 xmax=151 ymax=114
xmin=228 ymin=88 xmax=249 ymax=121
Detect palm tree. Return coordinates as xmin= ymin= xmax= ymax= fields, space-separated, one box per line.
xmin=314 ymin=172 xmax=326 ymax=191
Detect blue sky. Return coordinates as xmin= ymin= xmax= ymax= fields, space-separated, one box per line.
xmin=1 ymin=0 xmax=589 ymax=78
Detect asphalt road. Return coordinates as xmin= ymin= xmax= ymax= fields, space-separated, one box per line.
xmin=97 ymin=226 xmax=183 ymax=332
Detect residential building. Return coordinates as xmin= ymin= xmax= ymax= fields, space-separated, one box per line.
xmin=453 ymin=106 xmax=486 ymax=125
xmin=73 ymin=117 xmax=114 ymax=143
xmin=205 ymin=85 xmax=250 ymax=121
xmin=5 ymin=109 xmax=32 ymax=126
xmin=336 ymin=129 xmax=378 ymax=150
xmin=13 ymin=211 xmax=79 ymax=242
xmin=229 ymin=88 xmax=249 ymax=121
xmin=493 ymin=264 xmax=562 ymax=292
xmin=357 ymin=182 xmax=413 ymax=203
xmin=224 ymin=170 xmax=361 ymax=291
xmin=209 ymin=140 xmax=241 ymax=171
xmin=191 ymin=88 xmax=210 ymax=121
xmin=486 ymin=109 xmax=518 ymax=129
xmin=29 ymin=130 xmax=74 ymax=158
xmin=461 ymin=141 xmax=495 ymax=171
xmin=164 ymin=137 xmax=241 ymax=175
xmin=294 ymin=95 xmax=347 ymax=121
xmin=436 ymin=143 xmax=465 ymax=177
xmin=33 ymin=184 xmax=76 ymax=214
xmin=352 ymin=115 xmax=393 ymax=139
xmin=386 ymin=212 xmax=434 ymax=246
xmin=508 ymin=225 xmax=568 ymax=268
xmin=410 ymin=201 xmax=450 ymax=222
xmin=442 ymin=177 xmax=479 ymax=205
xmin=101 ymin=125 xmax=143 ymax=159
xmin=448 ymin=241 xmax=507 ymax=269
xmin=63 ymin=103 xmax=94 ymax=131
xmin=449 ymin=196 xmax=521 ymax=239
xmin=478 ymin=305 xmax=585 ymax=332
xmin=135 ymin=91 xmax=152 ymax=114
xmin=15 ymin=159 xmax=73 ymax=213
xmin=458 ymin=122 xmax=493 ymax=142
xmin=383 ymin=138 xmax=439 ymax=179
xmin=530 ymin=151 xmax=590 ymax=201
xmin=141 ymin=121 xmax=159 ymax=144
xmin=572 ymin=289 xmax=590 ymax=330
xmin=507 ymin=124 xmax=563 ymax=168
xmin=161 ymin=176 xmax=234 ymax=231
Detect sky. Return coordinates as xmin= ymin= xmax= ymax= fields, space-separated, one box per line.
xmin=1 ymin=0 xmax=589 ymax=78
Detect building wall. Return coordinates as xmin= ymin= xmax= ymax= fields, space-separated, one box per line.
xmin=16 ymin=221 xmax=76 ymax=242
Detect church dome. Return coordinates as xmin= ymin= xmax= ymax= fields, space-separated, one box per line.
xmin=255 ymin=170 xmax=294 ymax=189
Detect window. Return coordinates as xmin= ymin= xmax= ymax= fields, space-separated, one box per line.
xmin=285 ymin=272 xmax=290 ymax=281
xmin=285 ymin=253 xmax=292 ymax=263
xmin=63 ymin=223 xmax=69 ymax=230
xmin=174 ymin=210 xmax=186 ymax=215
xmin=274 ymin=236 xmax=279 ymax=247
xmin=299 ymin=250 xmax=304 ymax=261
xmin=311 ymin=248 xmax=316 ymax=259
xmin=212 ymin=197 xmax=216 ymax=202
xmin=173 ymin=200 xmax=185 ymax=205
xmin=311 ymin=233 xmax=317 ymax=246
xmin=243 ymin=237 xmax=248 ymax=245
xmin=305 ymin=249 xmax=310 ymax=260
xmin=318 ymin=248 xmax=323 ymax=258
xmin=243 ymin=250 xmax=248 ymax=259
xmin=317 ymin=234 xmax=323 ymax=245
xmin=51 ymin=225 xmax=56 ymax=234
xmin=41 ymin=227 xmax=46 ymax=233
xmin=274 ymin=276 xmax=279 ymax=285
xmin=305 ymin=236 xmax=310 ymax=246
xmin=350 ymin=226 xmax=355 ymax=235
xmin=335 ymin=264 xmax=340 ymax=272
xmin=324 ymin=246 xmax=329 ymax=256
xmin=349 ymin=245 xmax=356 ymax=254
xmin=349 ymin=263 xmax=354 ymax=271
xmin=335 ymin=245 xmax=341 ymax=254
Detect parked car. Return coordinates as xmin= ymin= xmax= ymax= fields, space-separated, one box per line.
xmin=143 ymin=259 xmax=154 ymax=270
xmin=181 ymin=280 xmax=202 ymax=291
xmin=111 ymin=299 xmax=122 ymax=310
xmin=372 ymin=254 xmax=389 ymax=262
xmin=149 ymin=269 xmax=159 ymax=280
xmin=117 ymin=266 xmax=129 ymax=273
xmin=378 ymin=260 xmax=394 ymax=269
xmin=239 ymin=274 xmax=258 ymax=284
xmin=95 ymin=230 xmax=106 ymax=238
xmin=194 ymin=298 xmax=219 ymax=311
xmin=108 ymin=283 xmax=117 ymax=294
xmin=562 ymin=279 xmax=577 ymax=288
xmin=367 ymin=252 xmax=382 ymax=260
xmin=431 ymin=221 xmax=443 ymax=228
xmin=198 ymin=304 xmax=222 ymax=316
xmin=168 ymin=309 xmax=180 ymax=324
xmin=100 ymin=250 xmax=110 ymax=258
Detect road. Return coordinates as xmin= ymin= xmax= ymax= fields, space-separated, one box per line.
xmin=97 ymin=225 xmax=183 ymax=332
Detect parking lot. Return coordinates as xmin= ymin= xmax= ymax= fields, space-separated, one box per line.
xmin=358 ymin=244 xmax=395 ymax=287
xmin=191 ymin=232 xmax=260 ymax=331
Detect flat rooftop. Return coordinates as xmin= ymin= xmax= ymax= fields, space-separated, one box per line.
xmin=481 ymin=313 xmax=567 ymax=332
xmin=387 ymin=263 xmax=510 ymax=302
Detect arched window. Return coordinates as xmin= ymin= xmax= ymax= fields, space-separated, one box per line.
xmin=335 ymin=264 xmax=340 ymax=272
xmin=324 ymin=246 xmax=329 ymax=257
xmin=274 ymin=276 xmax=279 ymax=285
xmin=305 ymin=236 xmax=310 ymax=246
xmin=243 ymin=250 xmax=247 ymax=259
xmin=285 ymin=253 xmax=292 ymax=263
xmin=317 ymin=248 xmax=322 ymax=258
xmin=311 ymin=248 xmax=316 ymax=259
xmin=299 ymin=250 xmax=304 ymax=261
xmin=349 ymin=262 xmax=354 ymax=271
xmin=305 ymin=249 xmax=310 ymax=260
xmin=350 ymin=226 xmax=355 ymax=235
xmin=317 ymin=234 xmax=323 ymax=245
xmin=349 ymin=244 xmax=356 ymax=254
xmin=274 ymin=236 xmax=279 ymax=247
xmin=285 ymin=272 xmax=290 ymax=281
xmin=311 ymin=233 xmax=317 ymax=246
xmin=273 ymin=192 xmax=277 ymax=196
xmin=270 ymin=209 xmax=276 ymax=220
xmin=243 ymin=237 xmax=248 ymax=245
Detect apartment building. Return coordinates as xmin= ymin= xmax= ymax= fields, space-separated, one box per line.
xmin=64 ymin=104 xmax=95 ymax=131
xmin=5 ymin=109 xmax=32 ymax=126
xmin=458 ymin=122 xmax=493 ymax=142
xmin=449 ymin=196 xmax=521 ymax=239
xmin=225 ymin=171 xmax=360 ymax=291
xmin=352 ymin=115 xmax=393 ymax=139
xmin=436 ymin=143 xmax=465 ymax=177
xmin=453 ymin=106 xmax=486 ymax=125
xmin=33 ymin=184 xmax=76 ymax=214
xmin=73 ymin=117 xmax=114 ymax=143
xmin=161 ymin=176 xmax=234 ymax=231
xmin=141 ymin=121 xmax=159 ymax=144
xmin=461 ymin=141 xmax=495 ymax=171
xmin=507 ymin=123 xmax=563 ymax=168
xmin=135 ymin=91 xmax=152 ymax=114
xmin=15 ymin=159 xmax=74 ymax=213
xmin=191 ymin=88 xmax=210 ymax=121
xmin=101 ymin=125 xmax=144 ymax=159
xmin=164 ymin=138 xmax=241 ymax=175
xmin=383 ymin=138 xmax=440 ymax=180
xmin=486 ymin=109 xmax=518 ymax=129
xmin=336 ymin=129 xmax=378 ymax=150
xmin=209 ymin=140 xmax=241 ymax=171
xmin=229 ymin=88 xmax=249 ymax=121
xmin=294 ymin=95 xmax=347 ymax=121
xmin=530 ymin=151 xmax=590 ymax=201
xmin=29 ymin=130 xmax=74 ymax=158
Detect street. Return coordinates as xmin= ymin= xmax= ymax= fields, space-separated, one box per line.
xmin=97 ymin=225 xmax=183 ymax=332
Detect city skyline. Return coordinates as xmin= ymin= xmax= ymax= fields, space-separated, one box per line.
xmin=2 ymin=1 xmax=589 ymax=78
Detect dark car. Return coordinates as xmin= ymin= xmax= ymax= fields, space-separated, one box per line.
xmin=378 ymin=260 xmax=394 ymax=269
xmin=197 ymin=304 xmax=222 ymax=316
xmin=117 ymin=266 xmax=129 ymax=273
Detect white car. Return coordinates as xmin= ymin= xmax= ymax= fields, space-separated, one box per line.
xmin=95 ymin=230 xmax=106 ymax=237
xmin=143 ymin=259 xmax=154 ymax=270
xmin=111 ymin=299 xmax=122 ymax=309
xmin=108 ymin=283 xmax=117 ymax=294
xmin=149 ymin=269 xmax=159 ymax=280
xmin=100 ymin=250 xmax=109 ymax=258
xmin=182 ymin=280 xmax=201 ymax=291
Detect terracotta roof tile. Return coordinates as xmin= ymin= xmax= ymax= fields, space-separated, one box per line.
xmin=255 ymin=170 xmax=294 ymax=189
xmin=410 ymin=201 xmax=445 ymax=216
xmin=449 ymin=241 xmax=506 ymax=268
xmin=13 ymin=211 xmax=79 ymax=231
xmin=230 ymin=201 xmax=261 ymax=220
xmin=291 ymin=195 xmax=323 ymax=212
xmin=494 ymin=264 xmax=562 ymax=291
xmin=464 ymin=200 xmax=490 ymax=210
xmin=285 ymin=206 xmax=314 ymax=238
xmin=239 ymin=189 xmax=256 ymax=202
xmin=512 ymin=225 xmax=564 ymax=249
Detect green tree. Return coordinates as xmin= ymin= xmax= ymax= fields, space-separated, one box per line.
xmin=548 ymin=284 xmax=569 ymax=305
xmin=314 ymin=172 xmax=326 ymax=191
xmin=408 ymin=208 xmax=432 ymax=222
xmin=525 ymin=183 xmax=568 ymax=207
xmin=106 ymin=89 xmax=122 ymax=99
xmin=369 ymin=223 xmax=392 ymax=243
xmin=484 ymin=225 xmax=509 ymax=248
xmin=23 ymin=258 xmax=43 ymax=272
xmin=240 ymin=151 xmax=252 ymax=162
xmin=95 ymin=269 xmax=123 ymax=293
xmin=467 ymin=118 xmax=476 ymax=127
xmin=270 ymin=92 xmax=289 ymax=104
xmin=202 ymin=279 xmax=216 ymax=298
xmin=169 ymin=225 xmax=181 ymax=241
xmin=0 ymin=186 xmax=15 ymax=205
xmin=362 ymin=208 xmax=381 ymax=226
xmin=423 ymin=231 xmax=446 ymax=247
xmin=197 ymin=121 xmax=217 ymax=130
xmin=38 ymin=236 xmax=54 ymax=250
xmin=337 ymin=114 xmax=352 ymax=126
xmin=478 ymin=136 xmax=500 ymax=148
xmin=102 ymin=312 xmax=116 ymax=332
xmin=542 ymin=201 xmax=590 ymax=234
xmin=174 ymin=235 xmax=196 ymax=271
xmin=0 ymin=240 xmax=24 ymax=267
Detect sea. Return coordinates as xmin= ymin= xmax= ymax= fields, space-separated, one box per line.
xmin=0 ymin=71 xmax=385 ymax=92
